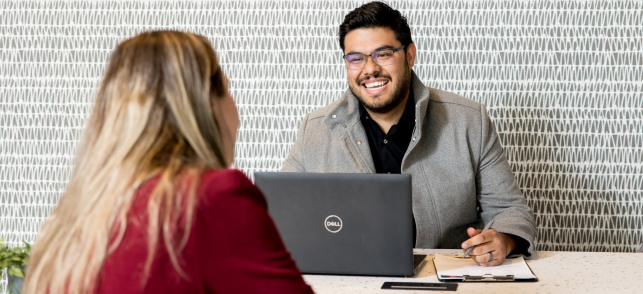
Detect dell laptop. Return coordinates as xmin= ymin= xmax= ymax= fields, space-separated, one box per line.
xmin=254 ymin=172 xmax=425 ymax=277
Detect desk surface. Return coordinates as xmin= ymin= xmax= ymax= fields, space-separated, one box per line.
xmin=303 ymin=249 xmax=643 ymax=294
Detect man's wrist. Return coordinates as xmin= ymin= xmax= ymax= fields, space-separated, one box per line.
xmin=499 ymin=232 xmax=517 ymax=256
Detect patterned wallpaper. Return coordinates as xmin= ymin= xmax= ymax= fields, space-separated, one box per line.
xmin=1 ymin=0 xmax=642 ymax=288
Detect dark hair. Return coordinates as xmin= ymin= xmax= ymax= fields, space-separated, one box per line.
xmin=338 ymin=1 xmax=413 ymax=51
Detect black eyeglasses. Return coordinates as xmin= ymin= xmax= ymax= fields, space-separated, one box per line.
xmin=342 ymin=45 xmax=407 ymax=70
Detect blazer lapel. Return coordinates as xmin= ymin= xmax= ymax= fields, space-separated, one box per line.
xmin=402 ymin=72 xmax=431 ymax=171
xmin=344 ymin=125 xmax=376 ymax=173
xmin=324 ymin=90 xmax=376 ymax=174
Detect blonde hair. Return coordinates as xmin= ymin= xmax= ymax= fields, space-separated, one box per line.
xmin=23 ymin=31 xmax=230 ymax=294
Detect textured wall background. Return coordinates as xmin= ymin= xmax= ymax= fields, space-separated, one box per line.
xmin=1 ymin=0 xmax=642 ymax=289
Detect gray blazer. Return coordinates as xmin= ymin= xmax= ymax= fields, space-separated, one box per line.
xmin=281 ymin=71 xmax=537 ymax=257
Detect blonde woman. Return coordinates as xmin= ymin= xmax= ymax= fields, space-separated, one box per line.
xmin=23 ymin=31 xmax=314 ymax=294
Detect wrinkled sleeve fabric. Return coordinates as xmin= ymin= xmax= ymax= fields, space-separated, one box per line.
xmin=196 ymin=170 xmax=314 ymax=294
xmin=281 ymin=114 xmax=310 ymax=172
xmin=475 ymin=105 xmax=537 ymax=258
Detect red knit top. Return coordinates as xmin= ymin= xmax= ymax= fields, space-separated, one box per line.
xmin=95 ymin=169 xmax=314 ymax=294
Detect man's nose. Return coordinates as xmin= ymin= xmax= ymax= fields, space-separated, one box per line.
xmin=361 ymin=56 xmax=381 ymax=76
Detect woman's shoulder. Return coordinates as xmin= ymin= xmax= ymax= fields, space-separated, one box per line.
xmin=196 ymin=168 xmax=265 ymax=208
xmin=200 ymin=168 xmax=251 ymax=186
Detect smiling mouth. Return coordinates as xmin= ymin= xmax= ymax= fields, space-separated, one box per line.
xmin=363 ymin=80 xmax=389 ymax=90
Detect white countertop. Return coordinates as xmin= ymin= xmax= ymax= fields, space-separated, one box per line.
xmin=303 ymin=249 xmax=643 ymax=294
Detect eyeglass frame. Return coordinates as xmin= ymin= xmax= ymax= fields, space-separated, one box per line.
xmin=342 ymin=44 xmax=407 ymax=70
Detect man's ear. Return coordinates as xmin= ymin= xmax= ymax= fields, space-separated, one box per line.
xmin=406 ymin=43 xmax=417 ymax=69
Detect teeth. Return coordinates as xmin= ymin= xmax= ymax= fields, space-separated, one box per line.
xmin=365 ymin=81 xmax=387 ymax=89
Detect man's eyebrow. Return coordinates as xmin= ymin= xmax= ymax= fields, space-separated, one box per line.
xmin=374 ymin=45 xmax=396 ymax=51
xmin=345 ymin=50 xmax=363 ymax=56
xmin=345 ymin=45 xmax=398 ymax=56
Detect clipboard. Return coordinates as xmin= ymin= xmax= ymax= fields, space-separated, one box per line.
xmin=432 ymin=253 xmax=538 ymax=282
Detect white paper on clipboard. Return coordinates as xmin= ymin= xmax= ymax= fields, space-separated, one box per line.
xmin=433 ymin=253 xmax=537 ymax=281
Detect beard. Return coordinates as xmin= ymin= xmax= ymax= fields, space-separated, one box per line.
xmin=351 ymin=68 xmax=412 ymax=114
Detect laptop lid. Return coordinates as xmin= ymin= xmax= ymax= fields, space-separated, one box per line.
xmin=254 ymin=172 xmax=414 ymax=276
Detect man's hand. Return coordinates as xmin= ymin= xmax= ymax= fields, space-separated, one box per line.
xmin=461 ymin=228 xmax=517 ymax=267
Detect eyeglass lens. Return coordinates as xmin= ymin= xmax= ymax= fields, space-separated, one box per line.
xmin=345 ymin=49 xmax=396 ymax=69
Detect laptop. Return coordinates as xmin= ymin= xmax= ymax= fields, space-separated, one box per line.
xmin=254 ymin=172 xmax=425 ymax=277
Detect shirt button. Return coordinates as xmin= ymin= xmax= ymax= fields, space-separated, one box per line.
xmin=383 ymin=139 xmax=388 ymax=144
xmin=357 ymin=140 xmax=362 ymax=145
xmin=366 ymin=116 xmax=369 ymax=119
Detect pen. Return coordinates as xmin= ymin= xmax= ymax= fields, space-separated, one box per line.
xmin=462 ymin=219 xmax=494 ymax=258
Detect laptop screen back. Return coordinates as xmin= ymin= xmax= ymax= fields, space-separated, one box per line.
xmin=254 ymin=172 xmax=414 ymax=276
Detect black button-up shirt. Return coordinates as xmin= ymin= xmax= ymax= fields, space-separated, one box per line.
xmin=358 ymin=87 xmax=417 ymax=244
xmin=358 ymin=90 xmax=416 ymax=174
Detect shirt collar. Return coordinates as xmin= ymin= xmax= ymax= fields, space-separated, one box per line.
xmin=358 ymin=96 xmax=368 ymax=120
xmin=398 ymin=81 xmax=416 ymax=130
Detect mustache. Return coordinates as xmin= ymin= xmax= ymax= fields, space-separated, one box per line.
xmin=357 ymin=74 xmax=392 ymax=85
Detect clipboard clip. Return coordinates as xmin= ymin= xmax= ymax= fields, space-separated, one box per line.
xmin=463 ymin=274 xmax=515 ymax=282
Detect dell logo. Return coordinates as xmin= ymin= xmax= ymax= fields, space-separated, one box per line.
xmin=324 ymin=215 xmax=343 ymax=233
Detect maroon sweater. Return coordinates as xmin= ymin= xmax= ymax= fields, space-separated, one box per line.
xmin=96 ymin=169 xmax=314 ymax=294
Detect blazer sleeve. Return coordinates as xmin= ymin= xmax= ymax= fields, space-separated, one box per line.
xmin=475 ymin=105 xmax=538 ymax=258
xmin=281 ymin=114 xmax=310 ymax=172
xmin=195 ymin=170 xmax=314 ymax=294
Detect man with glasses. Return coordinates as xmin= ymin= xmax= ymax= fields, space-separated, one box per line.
xmin=281 ymin=1 xmax=536 ymax=267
